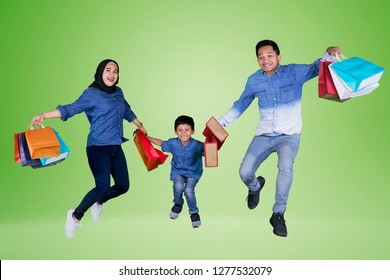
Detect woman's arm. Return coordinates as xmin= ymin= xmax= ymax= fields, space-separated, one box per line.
xmin=132 ymin=118 xmax=147 ymax=134
xmin=31 ymin=109 xmax=62 ymax=126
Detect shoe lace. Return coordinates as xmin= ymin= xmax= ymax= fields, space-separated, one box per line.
xmin=276 ymin=214 xmax=285 ymax=225
xmin=191 ymin=213 xmax=200 ymax=221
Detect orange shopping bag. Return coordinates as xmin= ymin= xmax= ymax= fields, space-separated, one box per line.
xmin=24 ymin=126 xmax=60 ymax=159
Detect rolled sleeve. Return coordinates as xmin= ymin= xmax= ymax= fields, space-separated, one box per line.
xmin=56 ymin=89 xmax=93 ymax=121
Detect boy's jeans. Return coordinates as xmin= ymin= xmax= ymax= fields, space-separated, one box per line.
xmin=239 ymin=134 xmax=300 ymax=213
xmin=173 ymin=175 xmax=199 ymax=215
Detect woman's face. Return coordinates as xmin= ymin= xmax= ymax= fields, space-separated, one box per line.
xmin=102 ymin=62 xmax=118 ymax=87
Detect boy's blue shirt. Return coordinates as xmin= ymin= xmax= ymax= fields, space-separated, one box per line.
xmin=219 ymin=59 xmax=321 ymax=135
xmin=57 ymin=86 xmax=137 ymax=147
xmin=161 ymin=137 xmax=204 ymax=181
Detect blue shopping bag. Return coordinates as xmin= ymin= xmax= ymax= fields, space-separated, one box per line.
xmin=330 ymin=57 xmax=384 ymax=92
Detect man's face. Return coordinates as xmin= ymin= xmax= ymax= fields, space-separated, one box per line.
xmin=257 ymin=45 xmax=281 ymax=76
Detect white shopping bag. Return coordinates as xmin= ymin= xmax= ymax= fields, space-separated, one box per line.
xmin=330 ymin=57 xmax=384 ymax=92
xmin=328 ymin=64 xmax=380 ymax=100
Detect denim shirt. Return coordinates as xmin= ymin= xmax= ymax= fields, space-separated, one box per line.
xmin=219 ymin=59 xmax=321 ymax=135
xmin=57 ymin=86 xmax=137 ymax=147
xmin=161 ymin=137 xmax=204 ymax=181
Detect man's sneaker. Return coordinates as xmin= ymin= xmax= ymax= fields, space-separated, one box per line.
xmin=190 ymin=213 xmax=201 ymax=228
xmin=247 ymin=176 xmax=266 ymax=209
xmin=169 ymin=204 xmax=182 ymax=219
xmin=65 ymin=209 xmax=80 ymax=239
xmin=269 ymin=212 xmax=287 ymax=237
xmin=91 ymin=202 xmax=103 ymax=221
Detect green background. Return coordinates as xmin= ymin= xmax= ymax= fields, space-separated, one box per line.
xmin=1 ymin=0 xmax=389 ymax=260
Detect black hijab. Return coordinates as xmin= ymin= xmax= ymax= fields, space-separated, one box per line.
xmin=89 ymin=59 xmax=119 ymax=93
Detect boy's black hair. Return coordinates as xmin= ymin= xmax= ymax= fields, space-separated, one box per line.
xmin=174 ymin=115 xmax=195 ymax=130
xmin=255 ymin=39 xmax=280 ymax=56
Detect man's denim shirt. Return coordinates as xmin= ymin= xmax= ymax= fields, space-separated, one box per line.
xmin=57 ymin=86 xmax=137 ymax=147
xmin=219 ymin=59 xmax=321 ymax=135
xmin=162 ymin=138 xmax=204 ymax=181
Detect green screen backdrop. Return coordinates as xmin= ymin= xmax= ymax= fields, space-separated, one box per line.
xmin=1 ymin=0 xmax=389 ymax=260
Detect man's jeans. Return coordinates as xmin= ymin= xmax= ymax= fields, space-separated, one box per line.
xmin=239 ymin=134 xmax=300 ymax=213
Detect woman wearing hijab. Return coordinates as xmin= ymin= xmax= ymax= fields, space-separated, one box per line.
xmin=31 ymin=59 xmax=147 ymax=238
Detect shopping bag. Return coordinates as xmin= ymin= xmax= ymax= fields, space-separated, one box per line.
xmin=202 ymin=116 xmax=229 ymax=149
xmin=14 ymin=133 xmax=22 ymax=164
xmin=18 ymin=132 xmax=43 ymax=167
xmin=318 ymin=60 xmax=348 ymax=102
xmin=133 ymin=129 xmax=168 ymax=171
xmin=330 ymin=57 xmax=384 ymax=92
xmin=202 ymin=117 xmax=228 ymax=167
xmin=40 ymin=129 xmax=70 ymax=166
xmin=329 ymin=65 xmax=380 ymax=100
xmin=25 ymin=126 xmax=60 ymax=159
xmin=204 ymin=134 xmax=218 ymax=167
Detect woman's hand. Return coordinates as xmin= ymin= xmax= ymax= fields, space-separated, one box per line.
xmin=31 ymin=113 xmax=45 ymax=127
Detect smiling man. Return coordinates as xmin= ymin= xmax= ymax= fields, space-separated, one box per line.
xmin=217 ymin=39 xmax=341 ymax=237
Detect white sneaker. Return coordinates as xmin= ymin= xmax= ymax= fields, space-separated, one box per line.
xmin=65 ymin=209 xmax=80 ymax=238
xmin=91 ymin=202 xmax=103 ymax=221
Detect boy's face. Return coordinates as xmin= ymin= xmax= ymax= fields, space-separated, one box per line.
xmin=257 ymin=45 xmax=281 ymax=76
xmin=102 ymin=62 xmax=119 ymax=87
xmin=175 ymin=124 xmax=194 ymax=145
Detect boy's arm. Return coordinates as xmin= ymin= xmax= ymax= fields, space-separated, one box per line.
xmin=147 ymin=135 xmax=163 ymax=147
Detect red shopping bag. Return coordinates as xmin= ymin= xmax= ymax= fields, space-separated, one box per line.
xmin=204 ymin=134 xmax=218 ymax=167
xmin=202 ymin=116 xmax=228 ymax=167
xmin=14 ymin=133 xmax=22 ymax=164
xmin=318 ymin=60 xmax=349 ymax=103
xmin=133 ymin=129 xmax=168 ymax=171
xmin=202 ymin=116 xmax=228 ymax=150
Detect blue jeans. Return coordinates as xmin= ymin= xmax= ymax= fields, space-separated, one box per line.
xmin=239 ymin=134 xmax=300 ymax=213
xmin=73 ymin=145 xmax=130 ymax=220
xmin=172 ymin=175 xmax=199 ymax=215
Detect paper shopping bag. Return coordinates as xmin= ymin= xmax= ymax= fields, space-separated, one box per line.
xmin=202 ymin=116 xmax=228 ymax=149
xmin=40 ymin=129 xmax=70 ymax=166
xmin=18 ymin=132 xmax=43 ymax=167
xmin=133 ymin=129 xmax=168 ymax=171
xmin=318 ymin=60 xmax=348 ymax=102
xmin=14 ymin=133 xmax=22 ymax=164
xmin=202 ymin=117 xmax=228 ymax=167
xmin=204 ymin=134 xmax=218 ymax=167
xmin=330 ymin=57 xmax=384 ymax=92
xmin=25 ymin=126 xmax=60 ymax=159
xmin=329 ymin=65 xmax=379 ymax=100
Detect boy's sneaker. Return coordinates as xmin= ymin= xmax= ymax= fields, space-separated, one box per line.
xmin=169 ymin=204 xmax=182 ymax=219
xmin=190 ymin=213 xmax=201 ymax=228
xmin=269 ymin=212 xmax=287 ymax=237
xmin=65 ymin=209 xmax=80 ymax=239
xmin=91 ymin=202 xmax=103 ymax=221
xmin=247 ymin=176 xmax=266 ymax=209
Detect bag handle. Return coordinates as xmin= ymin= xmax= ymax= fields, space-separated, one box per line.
xmin=27 ymin=124 xmax=45 ymax=130
xmin=322 ymin=52 xmax=347 ymax=62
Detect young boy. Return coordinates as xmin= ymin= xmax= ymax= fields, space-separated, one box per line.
xmin=147 ymin=115 xmax=204 ymax=228
xmin=217 ymin=39 xmax=342 ymax=237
